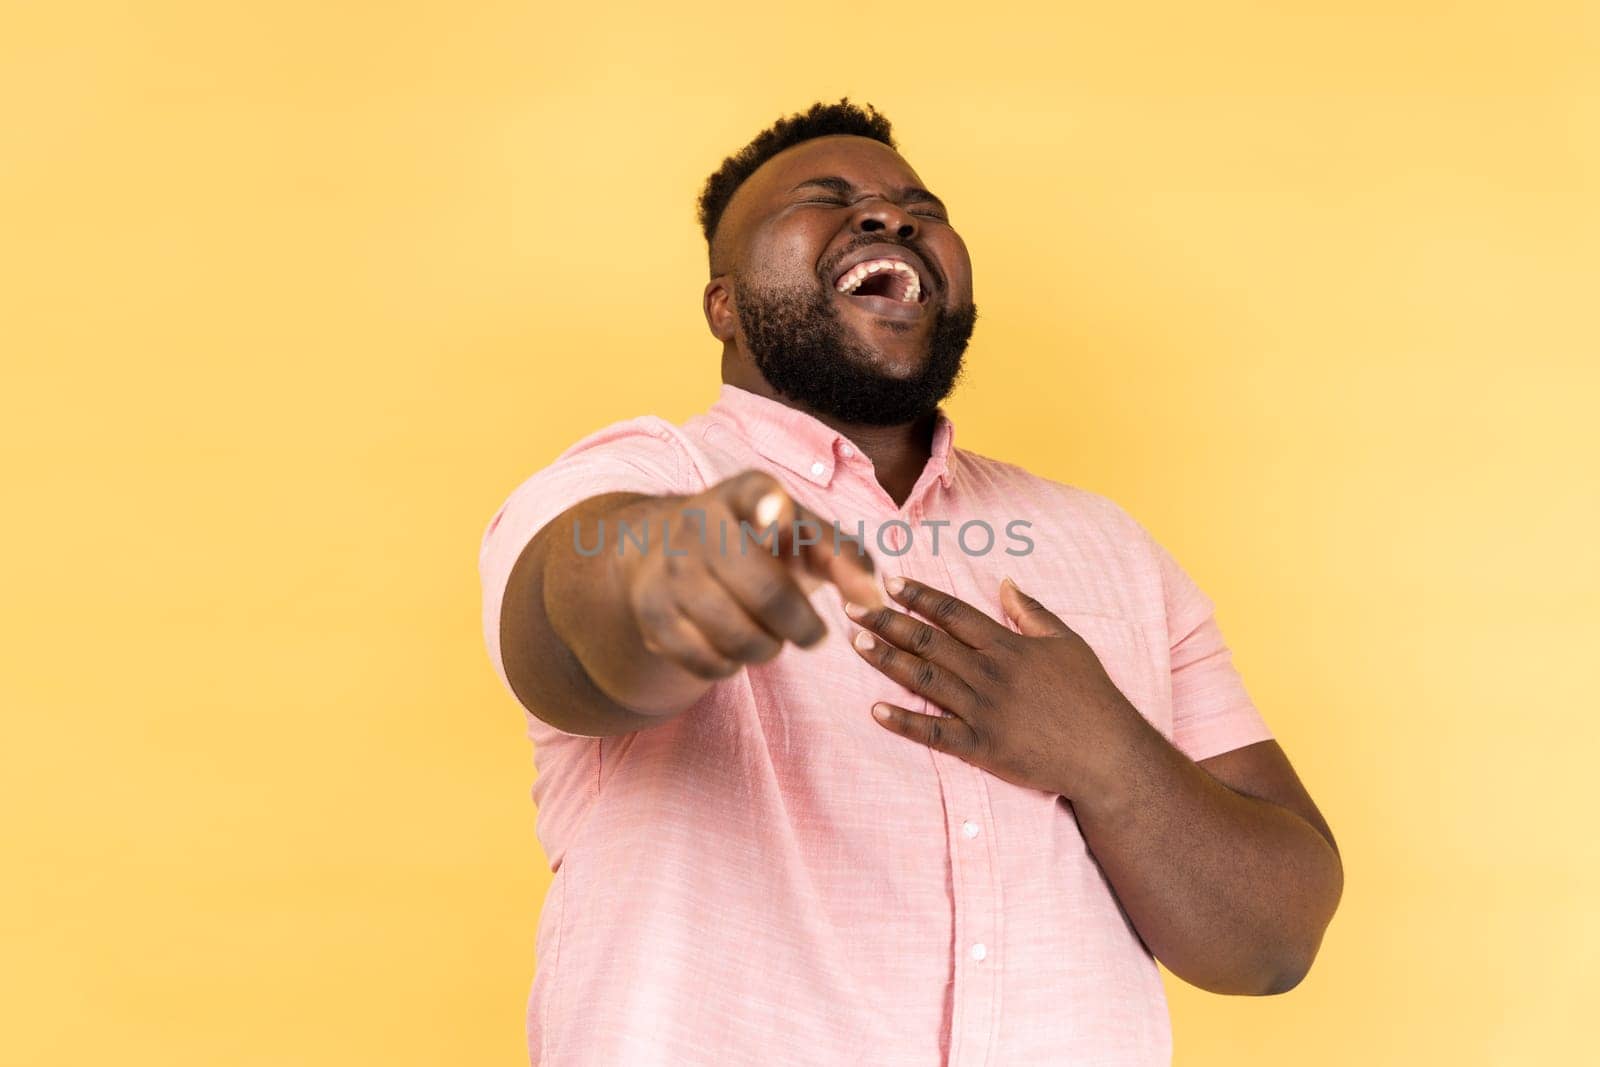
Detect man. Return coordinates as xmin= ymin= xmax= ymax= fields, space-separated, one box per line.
xmin=479 ymin=100 xmax=1342 ymax=1066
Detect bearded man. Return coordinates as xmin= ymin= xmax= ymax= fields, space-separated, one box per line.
xmin=479 ymin=100 xmax=1342 ymax=1067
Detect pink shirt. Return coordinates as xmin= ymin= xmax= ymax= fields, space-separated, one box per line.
xmin=479 ymin=384 xmax=1273 ymax=1066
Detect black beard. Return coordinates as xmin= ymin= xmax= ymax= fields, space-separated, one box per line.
xmin=733 ymin=278 xmax=978 ymax=426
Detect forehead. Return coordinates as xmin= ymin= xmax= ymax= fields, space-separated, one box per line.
xmin=730 ymin=135 xmax=926 ymax=220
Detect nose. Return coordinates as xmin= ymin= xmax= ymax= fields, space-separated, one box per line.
xmin=851 ymin=198 xmax=918 ymax=241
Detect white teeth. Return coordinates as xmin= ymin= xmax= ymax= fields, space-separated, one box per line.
xmin=833 ymin=257 xmax=925 ymax=302
xmin=835 ymin=264 xmax=870 ymax=293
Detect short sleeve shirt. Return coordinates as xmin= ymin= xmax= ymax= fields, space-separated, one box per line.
xmin=478 ymin=384 xmax=1274 ymax=1066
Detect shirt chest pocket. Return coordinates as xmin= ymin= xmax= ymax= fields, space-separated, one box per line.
xmin=1058 ymin=612 xmax=1173 ymax=740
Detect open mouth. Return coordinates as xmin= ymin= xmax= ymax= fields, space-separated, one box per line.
xmin=833 ymin=258 xmax=926 ymax=305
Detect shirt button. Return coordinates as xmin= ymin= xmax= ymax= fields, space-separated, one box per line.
xmin=840 ymin=443 xmax=855 ymax=458
xmin=971 ymin=943 xmax=988 ymax=962
xmin=962 ymin=820 xmax=980 ymax=839
xmin=810 ymin=460 xmax=826 ymax=476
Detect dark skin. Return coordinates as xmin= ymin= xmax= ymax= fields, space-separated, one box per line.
xmin=846 ymin=576 xmax=1342 ymax=995
xmin=707 ymin=135 xmax=974 ymax=507
xmin=499 ymin=134 xmax=1341 ymax=997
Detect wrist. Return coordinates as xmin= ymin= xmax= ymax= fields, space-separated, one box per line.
xmin=1068 ymin=695 xmax=1166 ymax=822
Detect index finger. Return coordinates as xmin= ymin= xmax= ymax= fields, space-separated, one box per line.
xmin=740 ymin=484 xmax=884 ymax=611
xmin=791 ymin=501 xmax=884 ymax=611
xmin=887 ymin=576 xmax=1011 ymax=649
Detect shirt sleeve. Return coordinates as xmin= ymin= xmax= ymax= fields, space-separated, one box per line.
xmin=1151 ymin=535 xmax=1275 ymax=762
xmin=477 ymin=415 xmax=700 ymax=701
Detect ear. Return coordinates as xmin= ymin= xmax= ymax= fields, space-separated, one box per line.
xmin=703 ymin=277 xmax=737 ymax=342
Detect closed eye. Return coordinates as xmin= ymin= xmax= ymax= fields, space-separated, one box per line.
xmin=799 ymin=196 xmax=945 ymax=220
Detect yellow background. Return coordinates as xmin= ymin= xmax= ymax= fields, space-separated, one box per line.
xmin=4 ymin=2 xmax=1595 ymax=1063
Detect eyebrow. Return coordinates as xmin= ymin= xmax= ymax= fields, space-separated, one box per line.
xmin=790 ymin=176 xmax=948 ymax=213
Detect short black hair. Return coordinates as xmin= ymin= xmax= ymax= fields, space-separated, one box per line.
xmin=697 ymin=99 xmax=896 ymax=247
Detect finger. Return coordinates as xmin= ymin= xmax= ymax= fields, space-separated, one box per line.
xmin=999 ymin=576 xmax=1071 ymax=638
xmin=668 ymin=568 xmax=785 ymax=664
xmin=721 ymin=469 xmax=790 ymax=527
xmin=632 ymin=579 xmax=741 ymax=679
xmin=850 ymin=629 xmax=977 ymax=717
xmin=870 ymin=701 xmax=978 ymax=757
xmin=723 ymin=476 xmax=804 ymax=569
xmin=790 ymin=502 xmax=883 ymax=610
xmin=719 ymin=472 xmax=810 ymax=573
xmin=709 ymin=477 xmax=829 ymax=646
xmin=709 ymin=549 xmax=829 ymax=648
xmin=886 ymin=576 xmax=1012 ymax=649
xmin=726 ymin=472 xmax=883 ymax=612
xmin=843 ymin=600 xmax=975 ymax=674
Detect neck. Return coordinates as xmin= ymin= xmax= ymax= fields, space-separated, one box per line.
xmin=722 ymin=357 xmax=934 ymax=509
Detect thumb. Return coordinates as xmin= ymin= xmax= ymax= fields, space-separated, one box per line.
xmin=1000 ymin=577 xmax=1069 ymax=638
xmin=729 ymin=472 xmax=883 ymax=610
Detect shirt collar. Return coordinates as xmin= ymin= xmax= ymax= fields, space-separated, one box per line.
xmin=706 ymin=384 xmax=957 ymax=497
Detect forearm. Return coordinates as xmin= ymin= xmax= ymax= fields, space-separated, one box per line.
xmin=835 ymin=574 xmax=1341 ymax=992
xmin=503 ymin=469 xmax=871 ymax=734
xmin=1070 ymin=708 xmax=1344 ymax=995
